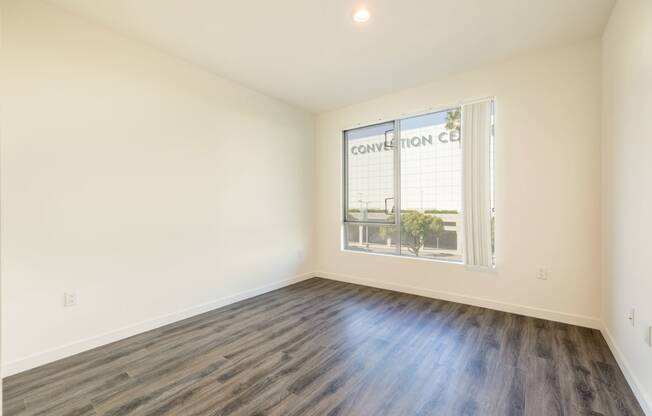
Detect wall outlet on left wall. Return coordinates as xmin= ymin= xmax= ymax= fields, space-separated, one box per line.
xmin=64 ymin=292 xmax=78 ymax=307
xmin=627 ymin=308 xmax=636 ymax=327
xmin=537 ymin=268 xmax=549 ymax=280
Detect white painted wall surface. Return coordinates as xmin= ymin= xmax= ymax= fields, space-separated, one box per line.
xmin=314 ymin=40 xmax=603 ymax=328
xmin=0 ymin=0 xmax=314 ymax=375
xmin=1 ymin=0 xmax=4 ymax=406
xmin=602 ymin=0 xmax=652 ymax=412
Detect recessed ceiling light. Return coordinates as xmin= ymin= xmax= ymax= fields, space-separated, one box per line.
xmin=353 ymin=9 xmax=371 ymax=23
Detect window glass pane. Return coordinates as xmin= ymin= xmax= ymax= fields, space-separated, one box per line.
xmin=344 ymin=223 xmax=398 ymax=255
xmin=344 ymin=122 xmax=395 ymax=223
xmin=399 ymin=109 xmax=463 ymax=262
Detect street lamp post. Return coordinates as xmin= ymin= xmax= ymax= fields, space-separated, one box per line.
xmin=358 ymin=198 xmax=371 ymax=248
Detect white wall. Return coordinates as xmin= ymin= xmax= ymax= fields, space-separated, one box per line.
xmin=0 ymin=2 xmax=3 ymax=408
xmin=0 ymin=0 xmax=314 ymax=375
xmin=315 ymin=39 xmax=603 ymax=328
xmin=602 ymin=0 xmax=652 ymax=412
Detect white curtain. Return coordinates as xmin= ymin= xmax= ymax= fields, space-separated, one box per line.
xmin=462 ymin=100 xmax=493 ymax=268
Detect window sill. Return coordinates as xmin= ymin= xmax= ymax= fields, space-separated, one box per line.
xmin=341 ymin=248 xmax=464 ymax=265
xmin=340 ymin=248 xmax=498 ymax=273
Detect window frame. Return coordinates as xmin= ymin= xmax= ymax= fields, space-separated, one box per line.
xmin=342 ymin=105 xmax=466 ymax=262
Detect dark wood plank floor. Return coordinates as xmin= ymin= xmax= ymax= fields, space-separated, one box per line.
xmin=3 ymin=278 xmax=644 ymax=416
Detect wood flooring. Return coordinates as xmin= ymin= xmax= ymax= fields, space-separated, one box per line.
xmin=3 ymin=278 xmax=644 ymax=415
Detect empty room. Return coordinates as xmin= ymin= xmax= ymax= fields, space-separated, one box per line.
xmin=1 ymin=0 xmax=651 ymax=415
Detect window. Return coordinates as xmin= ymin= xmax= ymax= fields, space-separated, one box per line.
xmin=343 ymin=102 xmax=495 ymax=265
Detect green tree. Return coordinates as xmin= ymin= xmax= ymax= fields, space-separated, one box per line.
xmin=379 ymin=212 xmax=444 ymax=257
xmin=445 ymin=109 xmax=461 ymax=132
xmin=401 ymin=211 xmax=444 ymax=256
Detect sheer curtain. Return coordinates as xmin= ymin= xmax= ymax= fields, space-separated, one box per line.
xmin=462 ymin=100 xmax=493 ymax=268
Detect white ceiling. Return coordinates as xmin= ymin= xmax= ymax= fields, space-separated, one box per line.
xmin=49 ymin=0 xmax=615 ymax=113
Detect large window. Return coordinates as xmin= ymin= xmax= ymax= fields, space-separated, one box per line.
xmin=343 ymin=103 xmax=495 ymax=265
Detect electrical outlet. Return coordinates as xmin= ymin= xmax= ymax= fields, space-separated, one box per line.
xmin=646 ymin=326 xmax=652 ymax=347
xmin=64 ymin=292 xmax=78 ymax=307
xmin=627 ymin=308 xmax=635 ymax=327
xmin=537 ymin=268 xmax=549 ymax=280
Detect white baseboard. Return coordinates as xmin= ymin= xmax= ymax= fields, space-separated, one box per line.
xmin=2 ymin=273 xmax=314 ymax=378
xmin=315 ymin=271 xmax=602 ymax=329
xmin=600 ymin=324 xmax=652 ymax=415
